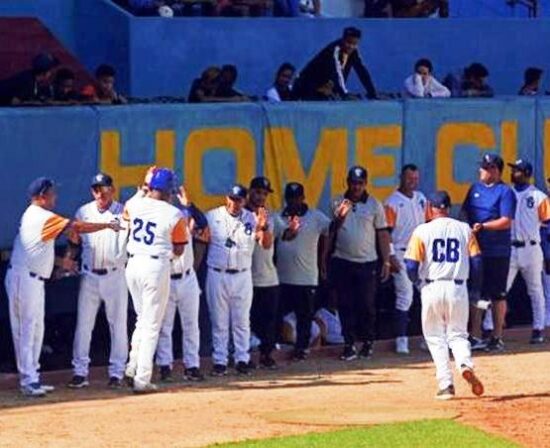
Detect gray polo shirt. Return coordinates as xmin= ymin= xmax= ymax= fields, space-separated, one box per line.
xmin=251 ymin=215 xmax=278 ymax=288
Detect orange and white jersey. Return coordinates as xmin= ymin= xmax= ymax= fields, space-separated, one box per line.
xmin=405 ymin=217 xmax=481 ymax=282
xmin=9 ymin=204 xmax=70 ymax=278
xmin=511 ymin=185 xmax=550 ymax=243
xmin=124 ymin=197 xmax=187 ymax=259
xmin=384 ymin=190 xmax=427 ymax=250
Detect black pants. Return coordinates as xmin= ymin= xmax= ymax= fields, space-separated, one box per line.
xmin=280 ymin=284 xmax=317 ymax=351
xmin=332 ymin=258 xmax=378 ymax=346
xmin=250 ymin=286 xmax=279 ymax=356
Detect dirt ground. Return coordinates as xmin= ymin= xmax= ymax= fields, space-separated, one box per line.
xmin=0 ymin=329 xmax=548 ymax=448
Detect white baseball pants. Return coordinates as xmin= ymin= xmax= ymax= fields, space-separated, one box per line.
xmin=126 ymin=256 xmax=170 ymax=388
xmin=5 ymin=268 xmax=45 ymax=387
xmin=72 ymin=270 xmax=128 ymax=379
xmin=156 ymin=270 xmax=201 ymax=369
xmin=421 ymin=281 xmax=473 ymax=390
xmin=392 ymin=250 xmax=414 ymax=312
xmin=543 ymin=273 xmax=550 ymax=327
xmin=206 ymin=268 xmax=253 ymax=365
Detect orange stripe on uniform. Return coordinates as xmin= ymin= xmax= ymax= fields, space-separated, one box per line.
xmin=384 ymin=205 xmax=397 ymax=228
xmin=404 ymin=234 xmax=425 ymax=262
xmin=41 ymin=215 xmax=70 ymax=242
xmin=538 ymin=198 xmax=550 ymax=222
xmin=468 ymin=234 xmax=482 ymax=257
xmin=122 ymin=207 xmax=130 ymax=222
xmin=172 ymin=218 xmax=188 ymax=244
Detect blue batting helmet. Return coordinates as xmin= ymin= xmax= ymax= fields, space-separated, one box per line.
xmin=148 ymin=168 xmax=177 ymax=193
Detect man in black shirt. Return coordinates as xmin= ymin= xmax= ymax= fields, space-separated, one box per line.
xmin=292 ymin=27 xmax=377 ymax=101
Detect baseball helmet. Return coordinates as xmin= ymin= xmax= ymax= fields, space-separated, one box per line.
xmin=149 ymin=168 xmax=177 ymax=193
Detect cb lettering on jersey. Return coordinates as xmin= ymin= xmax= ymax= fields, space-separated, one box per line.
xmin=432 ymin=238 xmax=460 ymax=263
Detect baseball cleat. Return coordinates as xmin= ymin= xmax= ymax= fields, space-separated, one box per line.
xmin=211 ymin=364 xmax=227 ymax=377
xmin=259 ymin=354 xmax=278 ymax=370
xmin=461 ymin=366 xmax=484 ymax=397
xmin=435 ymin=385 xmax=455 ymax=400
xmin=159 ymin=366 xmax=173 ymax=383
xmin=20 ymin=383 xmax=46 ymax=397
xmin=530 ymin=330 xmax=545 ymax=344
xmin=108 ymin=377 xmax=124 ymax=389
xmin=184 ymin=368 xmax=205 ymax=382
xmin=292 ymin=349 xmax=308 ymax=362
xmin=359 ymin=341 xmax=374 ymax=359
xmin=340 ymin=345 xmax=358 ymax=361
xmin=67 ymin=375 xmax=89 ymax=389
xmin=40 ymin=384 xmax=55 ymax=393
xmin=395 ymin=337 xmax=410 ymax=355
xmin=133 ymin=383 xmax=159 ymax=394
xmin=469 ymin=336 xmax=488 ymax=351
xmin=236 ymin=361 xmax=252 ymax=376
xmin=485 ymin=337 xmax=504 ymax=353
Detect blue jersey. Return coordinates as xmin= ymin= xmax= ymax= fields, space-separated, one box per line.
xmin=462 ymin=181 xmax=516 ymax=257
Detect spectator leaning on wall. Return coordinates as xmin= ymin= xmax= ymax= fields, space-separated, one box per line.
xmin=443 ymin=63 xmax=494 ymax=98
xmin=519 ymin=67 xmax=543 ymax=96
xmin=292 ymin=27 xmax=377 ymax=101
xmin=265 ymin=63 xmax=296 ymax=102
xmin=81 ymin=65 xmax=127 ymax=105
xmin=403 ymin=58 xmax=450 ymax=98
xmin=53 ymin=68 xmax=82 ymax=104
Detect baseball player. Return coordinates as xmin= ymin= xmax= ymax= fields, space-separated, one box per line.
xmin=330 ymin=166 xmax=391 ymax=361
xmin=275 ymin=182 xmax=330 ymax=361
xmin=68 ymin=173 xmax=129 ymax=389
xmin=384 ymin=164 xmax=427 ymax=354
xmin=206 ymin=184 xmax=271 ymax=376
xmin=156 ymin=186 xmax=208 ymax=382
xmin=124 ymin=168 xmax=188 ymax=393
xmin=405 ymin=191 xmax=484 ymax=400
xmin=461 ymin=152 xmax=516 ymax=352
xmin=5 ymin=177 xmax=121 ymax=397
xmin=246 ymin=176 xmax=279 ymax=369
xmin=543 ymin=176 xmax=550 ymax=329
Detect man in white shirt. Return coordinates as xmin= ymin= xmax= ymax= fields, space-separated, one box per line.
xmin=404 ymin=58 xmax=450 ymax=98
xmin=330 ymin=166 xmax=391 ymax=361
xmin=206 ymin=184 xmax=271 ymax=377
xmin=5 ymin=177 xmax=121 ymax=397
xmin=68 ymin=173 xmax=128 ymax=389
xmin=275 ymin=182 xmax=330 ymax=361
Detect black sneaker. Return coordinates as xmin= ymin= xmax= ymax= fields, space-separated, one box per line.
xmin=124 ymin=375 xmax=134 ymax=388
xmin=340 ymin=345 xmax=358 ymax=361
xmin=236 ymin=361 xmax=251 ymax=376
xmin=292 ymin=349 xmax=308 ymax=361
xmin=184 ymin=367 xmax=205 ymax=382
xmin=108 ymin=377 xmax=124 ymax=389
xmin=211 ymin=364 xmax=227 ymax=377
xmin=530 ymin=330 xmax=545 ymax=344
xmin=259 ymin=354 xmax=278 ymax=370
xmin=435 ymin=384 xmax=455 ymax=400
xmin=159 ymin=365 xmax=173 ymax=382
xmin=485 ymin=337 xmax=505 ymax=352
xmin=469 ymin=336 xmax=488 ymax=351
xmin=67 ymin=375 xmax=89 ymax=389
xmin=359 ymin=341 xmax=374 ymax=359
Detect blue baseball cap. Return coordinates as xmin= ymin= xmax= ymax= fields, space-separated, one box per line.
xmin=507 ymin=159 xmax=533 ymax=177
xmin=91 ymin=172 xmax=113 ymax=188
xmin=284 ymin=182 xmax=305 ymax=199
xmin=28 ymin=177 xmax=56 ymax=198
xmin=149 ymin=168 xmax=177 ymax=193
xmin=347 ymin=165 xmax=368 ymax=182
xmin=480 ymin=152 xmax=504 ymax=171
xmin=228 ymin=184 xmax=247 ymax=200
xmin=428 ymin=191 xmax=452 ymax=209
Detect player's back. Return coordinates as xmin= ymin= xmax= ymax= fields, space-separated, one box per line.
xmin=408 ymin=217 xmax=476 ymax=282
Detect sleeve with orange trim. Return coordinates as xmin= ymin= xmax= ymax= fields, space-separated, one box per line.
xmin=122 ymin=206 xmax=130 ymax=222
xmin=171 ymin=218 xmax=188 ymax=244
xmin=384 ymin=204 xmax=397 ymax=229
xmin=538 ymin=197 xmax=550 ymax=222
xmin=467 ymin=233 xmax=482 ymax=257
xmin=41 ymin=214 xmax=71 ymax=242
xmin=404 ymin=233 xmax=425 ymax=283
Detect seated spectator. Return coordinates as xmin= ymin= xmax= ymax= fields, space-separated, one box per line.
xmin=128 ymin=0 xmax=164 ymax=15
xmin=299 ymin=0 xmax=322 ymax=16
xmin=391 ymin=0 xmax=448 ymax=17
xmin=188 ymin=66 xmax=221 ymax=103
xmin=0 ymin=52 xmax=59 ymax=106
xmin=81 ymin=65 xmax=127 ymax=104
xmin=364 ymin=0 xmax=391 ymax=17
xmin=217 ymin=0 xmax=271 ymax=16
xmin=403 ymin=58 xmax=450 ymax=98
xmin=519 ymin=67 xmax=543 ymax=96
xmin=216 ymin=65 xmax=251 ymax=101
xmin=443 ymin=63 xmax=494 ymax=98
xmin=53 ymin=68 xmax=82 ymax=103
xmin=292 ymin=27 xmax=377 ymax=101
xmin=265 ymin=63 xmax=295 ymax=102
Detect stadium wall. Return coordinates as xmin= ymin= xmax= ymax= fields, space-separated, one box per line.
xmin=2 ymin=98 xmax=550 ymax=251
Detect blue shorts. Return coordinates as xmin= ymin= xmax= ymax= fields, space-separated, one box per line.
xmin=481 ymin=256 xmax=510 ymax=301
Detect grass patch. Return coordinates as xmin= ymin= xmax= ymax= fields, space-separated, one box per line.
xmin=211 ymin=419 xmax=519 ymax=448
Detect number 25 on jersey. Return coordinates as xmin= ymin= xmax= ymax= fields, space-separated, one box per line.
xmin=132 ymin=218 xmax=157 ymax=245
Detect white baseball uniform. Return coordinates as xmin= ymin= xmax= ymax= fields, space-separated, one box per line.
xmin=405 ymin=217 xmax=480 ymax=390
xmin=5 ymin=204 xmax=69 ymax=387
xmin=384 ymin=190 xmax=427 ymax=312
xmin=205 ymin=206 xmax=257 ymax=366
xmin=124 ymin=197 xmax=187 ymax=388
xmin=71 ymin=200 xmax=128 ymax=380
xmin=156 ymin=226 xmax=201 ymax=370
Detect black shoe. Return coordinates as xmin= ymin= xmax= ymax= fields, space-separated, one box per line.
xmin=340 ymin=345 xmax=358 ymax=361
xmin=435 ymin=384 xmax=455 ymax=400
xmin=530 ymin=330 xmax=545 ymax=344
xmin=67 ymin=375 xmax=89 ymax=389
xmin=124 ymin=375 xmax=134 ymax=388
xmin=236 ymin=361 xmax=251 ymax=376
xmin=247 ymin=360 xmax=257 ymax=370
xmin=292 ymin=349 xmax=308 ymax=361
xmin=159 ymin=365 xmax=173 ymax=382
xmin=184 ymin=367 xmax=205 ymax=382
xmin=108 ymin=377 xmax=124 ymax=389
xmin=485 ymin=337 xmax=505 ymax=352
xmin=259 ymin=354 xmax=278 ymax=370
xmin=469 ymin=336 xmax=488 ymax=351
xmin=359 ymin=341 xmax=374 ymax=359
xmin=211 ymin=364 xmax=227 ymax=377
